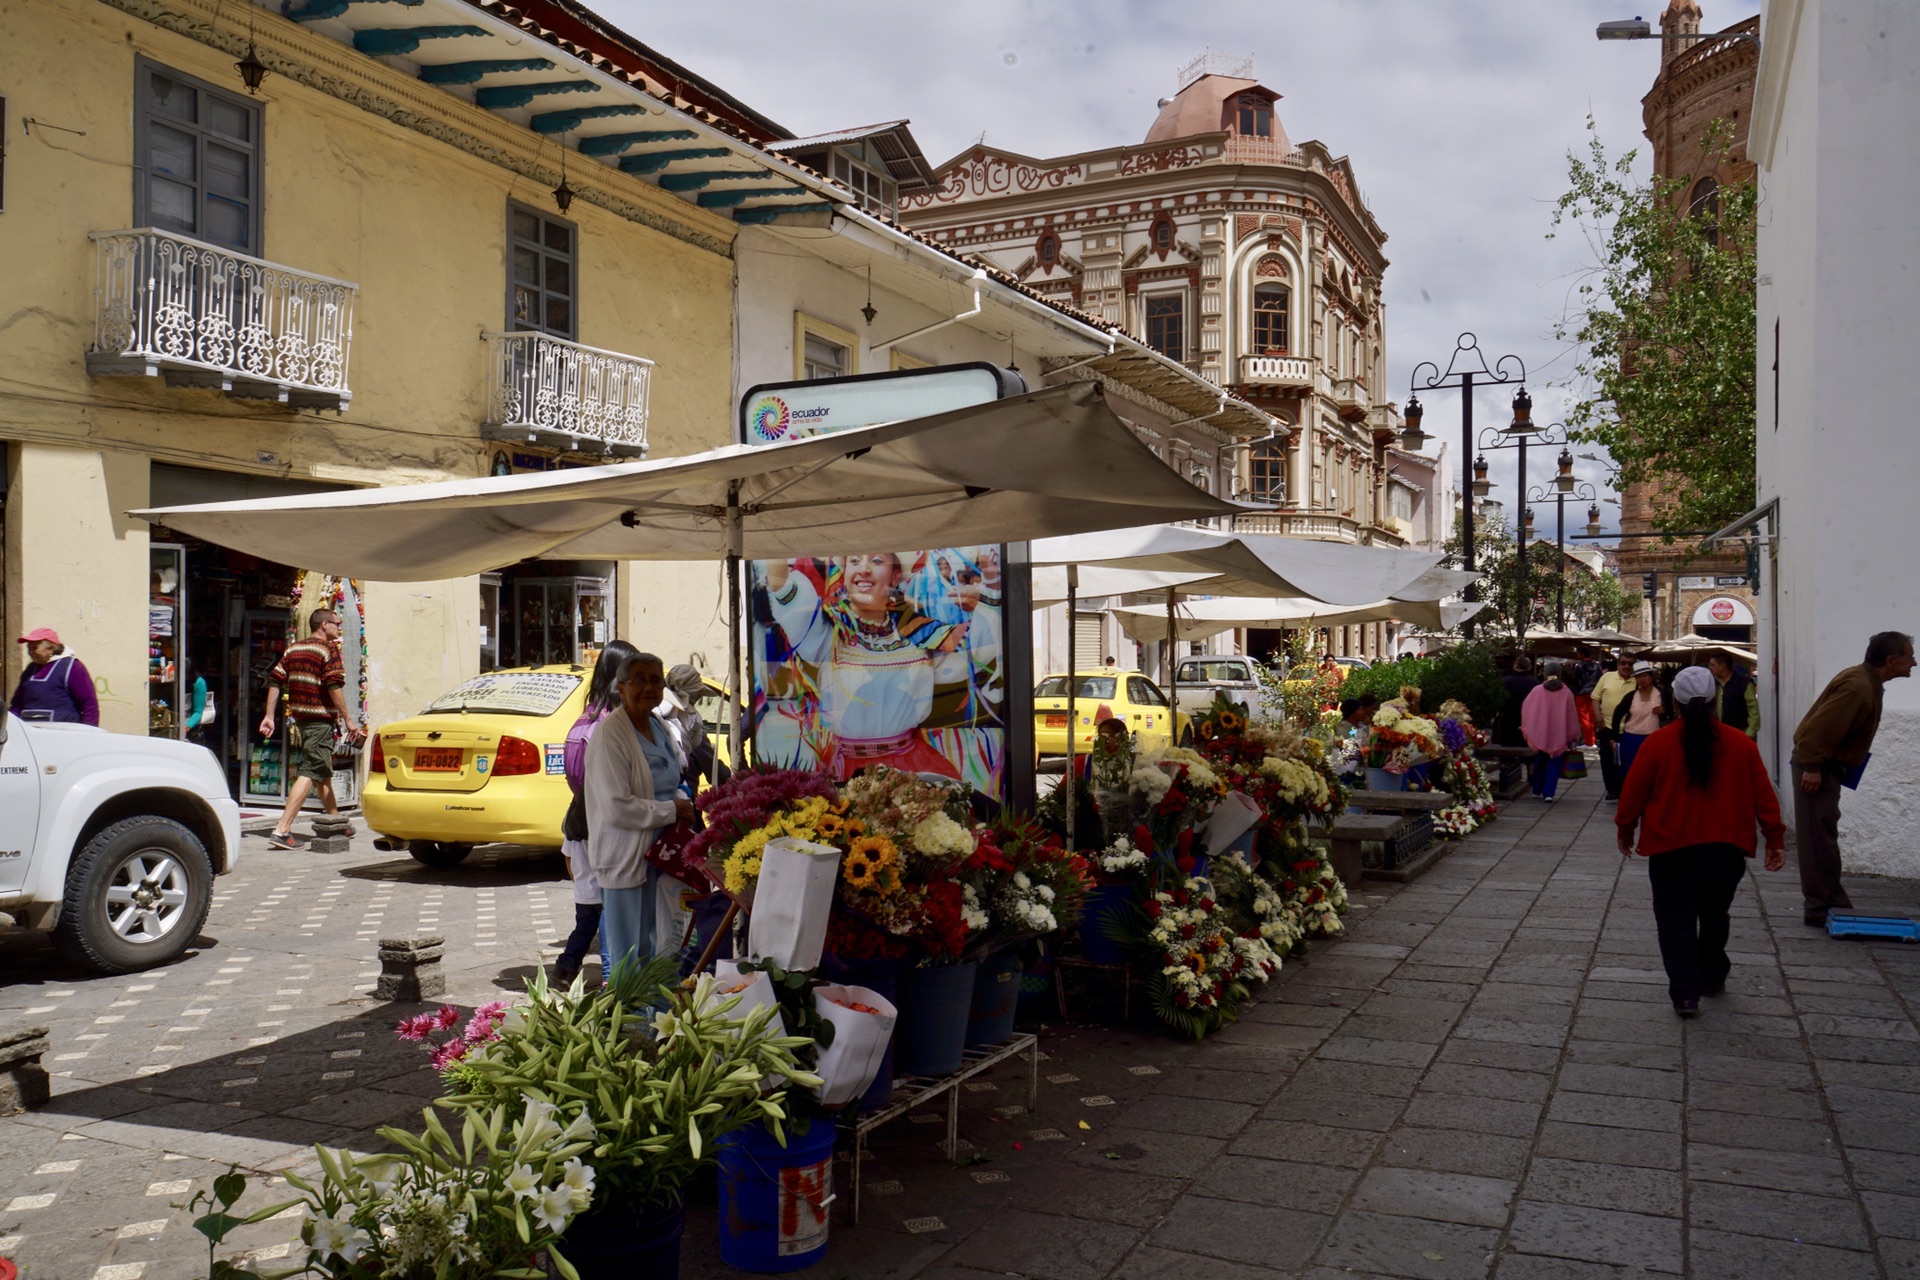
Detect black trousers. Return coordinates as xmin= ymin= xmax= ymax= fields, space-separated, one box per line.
xmin=558 ymin=903 xmax=602 ymax=971
xmin=1647 ymin=843 xmax=1749 ymax=1005
xmin=1596 ymin=728 xmax=1622 ymax=799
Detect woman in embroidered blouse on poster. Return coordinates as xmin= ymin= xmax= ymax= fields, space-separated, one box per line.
xmin=763 ymin=551 xmax=973 ymax=782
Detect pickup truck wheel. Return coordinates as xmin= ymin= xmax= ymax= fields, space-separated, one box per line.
xmin=409 ymin=841 xmax=474 ymax=869
xmin=51 ymin=817 xmax=213 ymax=974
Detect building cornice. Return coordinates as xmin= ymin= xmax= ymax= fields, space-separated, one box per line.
xmin=99 ymin=0 xmax=739 ymax=257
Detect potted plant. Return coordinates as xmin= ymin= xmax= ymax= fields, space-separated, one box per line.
xmin=439 ymin=959 xmax=819 ymax=1279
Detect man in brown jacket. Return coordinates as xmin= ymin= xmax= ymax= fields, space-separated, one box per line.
xmin=1791 ymin=631 xmax=1916 ymax=925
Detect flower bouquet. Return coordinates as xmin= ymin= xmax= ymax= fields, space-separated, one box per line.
xmin=1364 ymin=705 xmax=1444 ymax=778
xmin=1129 ymin=744 xmax=1228 ymax=858
xmin=1137 ymin=873 xmax=1282 ymax=1038
xmin=686 ymin=765 xmax=842 ymax=901
xmin=834 ymin=766 xmax=983 ymax=963
xmin=956 ymin=815 xmax=1092 ymax=958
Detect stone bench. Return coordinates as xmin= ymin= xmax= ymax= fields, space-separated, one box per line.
xmin=0 ymin=1023 xmax=51 ymax=1114
xmin=1477 ymin=745 xmax=1533 ymax=800
xmin=1348 ymin=790 xmax=1457 ymax=814
xmin=1324 ymin=814 xmax=1409 ymax=887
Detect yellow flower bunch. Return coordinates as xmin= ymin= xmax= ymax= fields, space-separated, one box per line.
xmin=721 ymin=796 xmax=838 ymax=895
xmin=841 ymin=834 xmax=904 ymax=896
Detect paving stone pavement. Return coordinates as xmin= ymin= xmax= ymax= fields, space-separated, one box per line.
xmin=6 ymin=783 xmax=1920 ymax=1279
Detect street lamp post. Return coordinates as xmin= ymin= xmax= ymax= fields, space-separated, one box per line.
xmin=1527 ymin=447 xmax=1602 ymax=632
xmin=1475 ymin=416 xmax=1570 ymax=641
xmin=1402 ymin=333 xmax=1529 ymax=638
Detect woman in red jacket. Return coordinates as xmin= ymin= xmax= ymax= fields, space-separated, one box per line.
xmin=1616 ymin=665 xmax=1786 ymax=1017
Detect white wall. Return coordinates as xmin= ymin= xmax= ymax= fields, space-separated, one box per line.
xmin=1754 ymin=0 xmax=1920 ymax=874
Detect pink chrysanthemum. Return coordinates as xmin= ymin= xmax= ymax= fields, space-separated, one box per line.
xmin=433 ymin=1004 xmax=461 ymax=1030
xmin=430 ymin=1039 xmax=469 ymax=1071
xmin=394 ymin=1012 xmax=437 ymax=1042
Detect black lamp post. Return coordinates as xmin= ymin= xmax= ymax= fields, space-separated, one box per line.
xmin=1526 ymin=448 xmax=1602 ymax=632
xmin=1475 ymin=414 xmax=1569 ymax=642
xmin=1403 ymin=334 xmax=1529 ymax=638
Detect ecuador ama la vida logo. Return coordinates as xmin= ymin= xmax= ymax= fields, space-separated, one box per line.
xmin=750 ymin=395 xmax=790 ymax=443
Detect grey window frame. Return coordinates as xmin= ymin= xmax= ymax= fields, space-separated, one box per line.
xmin=132 ymin=57 xmax=265 ymax=254
xmin=1250 ymin=439 xmax=1286 ymax=504
xmin=1144 ymin=292 xmax=1184 ymax=361
xmin=507 ymin=200 xmax=578 ymax=341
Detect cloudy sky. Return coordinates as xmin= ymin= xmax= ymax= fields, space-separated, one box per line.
xmin=606 ymin=0 xmax=1760 ymax=528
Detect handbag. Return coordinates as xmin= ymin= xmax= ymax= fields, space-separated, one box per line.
xmin=200 ymin=688 xmax=217 ymax=727
xmin=561 ymin=790 xmax=589 ymax=842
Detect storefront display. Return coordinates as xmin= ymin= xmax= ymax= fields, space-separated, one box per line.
xmin=148 ymin=544 xmax=186 ymax=738
xmin=481 ymin=561 xmax=609 ymax=670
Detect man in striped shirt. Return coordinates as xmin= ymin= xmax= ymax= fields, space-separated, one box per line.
xmin=258 ymin=608 xmax=364 ymax=849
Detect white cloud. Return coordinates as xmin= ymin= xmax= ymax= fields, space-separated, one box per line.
xmin=603 ymin=0 xmax=1760 ymax=535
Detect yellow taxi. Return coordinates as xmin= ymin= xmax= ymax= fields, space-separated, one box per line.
xmin=364 ymin=666 xmax=733 ymax=868
xmin=1032 ymin=668 xmax=1175 ymax=760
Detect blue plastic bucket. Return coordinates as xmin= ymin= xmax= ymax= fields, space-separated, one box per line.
xmin=894 ymin=961 xmax=978 ymax=1076
xmin=1079 ymin=883 xmax=1135 ymax=965
xmin=965 ymin=950 xmax=1023 ymax=1049
xmin=716 ymin=1119 xmax=836 ymax=1273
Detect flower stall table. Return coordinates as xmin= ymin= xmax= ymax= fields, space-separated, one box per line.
xmin=1476 ymin=744 xmax=1535 ymax=800
xmin=844 ymin=1032 xmax=1040 ymax=1224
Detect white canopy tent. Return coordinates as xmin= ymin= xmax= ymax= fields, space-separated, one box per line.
xmin=132 ymin=382 xmax=1245 ymax=766
xmin=1108 ymin=597 xmax=1487 ymax=646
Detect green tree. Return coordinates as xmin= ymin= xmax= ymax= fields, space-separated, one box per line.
xmin=1549 ymin=118 xmax=1756 ymax=536
xmin=1443 ymin=511 xmax=1631 ymax=637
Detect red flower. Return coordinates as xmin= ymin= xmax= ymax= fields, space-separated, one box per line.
xmin=1199 ymin=898 xmax=1215 ymax=912
xmin=1282 ymin=879 xmax=1297 ymax=893
xmin=1174 ymin=890 xmax=1190 ymax=907
xmin=1180 ymin=923 xmax=1196 ymax=939
xmin=1144 ymin=899 xmax=1163 ymax=918
xmin=1175 ymin=855 xmax=1195 ymax=874
xmin=1133 ymin=825 xmax=1155 ymax=855
xmin=1175 ymin=831 xmax=1194 ymax=858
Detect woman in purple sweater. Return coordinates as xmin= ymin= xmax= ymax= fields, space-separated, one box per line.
xmin=10 ymin=628 xmax=99 ymax=725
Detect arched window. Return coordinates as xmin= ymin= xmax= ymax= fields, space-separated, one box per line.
xmin=1035 ymin=229 xmax=1060 ymax=267
xmin=1150 ymin=212 xmax=1177 ymax=256
xmin=1252 ymin=283 xmax=1289 ymax=354
xmin=1690 ymin=176 xmax=1721 ymax=247
xmin=1250 ymin=440 xmax=1286 ymax=503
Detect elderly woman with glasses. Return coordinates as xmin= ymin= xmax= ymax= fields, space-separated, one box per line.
xmin=583 ymin=651 xmax=694 ymax=975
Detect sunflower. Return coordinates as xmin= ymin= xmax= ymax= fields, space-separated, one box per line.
xmin=816 ymin=813 xmax=847 ymax=839
xmin=1219 ymin=710 xmax=1244 ymax=733
xmin=843 ymin=834 xmax=900 ymax=894
xmin=842 ymin=845 xmax=880 ymax=891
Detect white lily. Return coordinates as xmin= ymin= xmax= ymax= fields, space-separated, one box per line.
xmin=531 ymin=1184 xmax=575 ymax=1235
xmin=503 ymin=1162 xmax=539 ymax=1201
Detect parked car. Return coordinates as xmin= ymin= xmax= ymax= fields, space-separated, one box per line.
xmin=0 ymin=711 xmax=240 ymax=973
xmin=1032 ymin=668 xmax=1175 ymax=759
xmin=364 ymin=666 xmax=731 ymax=868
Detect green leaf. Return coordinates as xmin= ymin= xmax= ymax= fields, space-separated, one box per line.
xmin=193 ymin=1211 xmax=244 ymax=1243
xmin=213 ymin=1169 xmax=247 ymax=1209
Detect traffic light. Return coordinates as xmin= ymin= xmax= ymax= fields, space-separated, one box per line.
xmin=1642 ymin=572 xmax=1658 ymax=599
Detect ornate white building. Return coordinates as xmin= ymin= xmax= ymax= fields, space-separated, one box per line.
xmin=903 ymin=55 xmax=1416 ymax=567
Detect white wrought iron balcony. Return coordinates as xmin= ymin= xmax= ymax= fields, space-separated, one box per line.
xmin=482 ymin=332 xmax=652 ymax=456
xmin=1238 ymin=355 xmax=1315 ymax=387
xmin=87 ymin=229 xmax=356 ymax=410
xmin=1232 ymin=510 xmax=1361 ymax=543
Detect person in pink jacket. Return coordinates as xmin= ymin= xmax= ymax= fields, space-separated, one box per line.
xmin=1521 ymin=659 xmax=1584 ymax=802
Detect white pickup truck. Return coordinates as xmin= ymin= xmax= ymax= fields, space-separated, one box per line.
xmin=1170 ymin=655 xmax=1269 ymax=735
xmin=0 ymin=711 xmax=240 ymax=973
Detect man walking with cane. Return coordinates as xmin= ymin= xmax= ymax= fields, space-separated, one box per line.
xmin=1791 ymin=631 xmax=1914 ymax=927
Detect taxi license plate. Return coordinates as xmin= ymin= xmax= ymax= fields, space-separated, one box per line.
xmin=1044 ymin=714 xmax=1068 ymax=728
xmin=414 ymin=747 xmax=463 ymax=772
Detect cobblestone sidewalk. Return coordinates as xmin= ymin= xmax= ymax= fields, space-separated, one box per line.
xmin=5 ymin=784 xmax=1920 ymax=1279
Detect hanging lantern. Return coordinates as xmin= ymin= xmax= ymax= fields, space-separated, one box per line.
xmin=1587 ymin=503 xmax=1603 ymax=537
xmin=1471 ymin=453 xmax=1491 ymax=498
xmin=1504 ymin=385 xmax=1536 ymax=436
xmin=236 ymin=44 xmax=268 ymax=94
xmin=1555 ymin=447 xmax=1576 ymax=494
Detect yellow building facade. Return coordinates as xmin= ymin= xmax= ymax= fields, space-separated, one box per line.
xmin=1 ymin=0 xmax=737 ymax=801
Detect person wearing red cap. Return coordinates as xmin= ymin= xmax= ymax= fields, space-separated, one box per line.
xmin=9 ymin=628 xmax=100 ymax=726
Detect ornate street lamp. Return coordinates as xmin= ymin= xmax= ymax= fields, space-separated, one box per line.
xmin=1399 ymin=394 xmax=1429 ymax=451
xmin=1472 ymin=454 xmax=1491 ymax=499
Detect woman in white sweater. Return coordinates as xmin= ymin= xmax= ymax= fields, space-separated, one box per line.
xmin=584 ymin=653 xmax=693 ymax=974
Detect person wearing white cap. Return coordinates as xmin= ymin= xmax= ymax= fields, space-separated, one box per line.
xmin=1610 ymin=659 xmax=1673 ymax=782
xmin=1616 ymin=665 xmax=1785 ymax=1017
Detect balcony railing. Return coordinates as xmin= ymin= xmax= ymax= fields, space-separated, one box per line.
xmin=1331 ymin=377 xmax=1371 ymax=417
xmin=1233 ymin=510 xmax=1360 ymax=543
xmin=483 ymin=332 xmax=652 ymax=456
xmin=87 ymin=229 xmax=356 ymax=410
xmin=1238 ymin=355 xmax=1314 ymax=387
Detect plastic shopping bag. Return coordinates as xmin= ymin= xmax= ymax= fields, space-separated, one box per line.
xmin=811 ymin=983 xmax=898 ymax=1107
xmin=748 ymin=836 xmax=841 ymax=971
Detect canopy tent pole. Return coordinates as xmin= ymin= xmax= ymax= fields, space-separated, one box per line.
xmin=1064 ymin=564 xmax=1078 ymax=852
xmin=725 ymin=481 xmax=744 ymax=773
xmin=1167 ymin=586 xmax=1179 ymax=744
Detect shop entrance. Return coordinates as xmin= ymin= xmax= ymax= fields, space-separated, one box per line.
xmin=481 ymin=560 xmax=611 ymax=670
xmin=147 ymin=463 xmax=359 ymax=808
